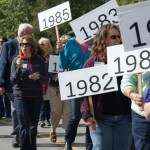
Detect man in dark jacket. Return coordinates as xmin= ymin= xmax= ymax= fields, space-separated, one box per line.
xmin=0 ymin=23 xmax=33 ymax=148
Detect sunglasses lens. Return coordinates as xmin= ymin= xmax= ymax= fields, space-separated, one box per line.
xmin=20 ymin=43 xmax=30 ymax=47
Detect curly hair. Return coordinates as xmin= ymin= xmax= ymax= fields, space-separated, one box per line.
xmin=91 ymin=24 xmax=120 ymax=56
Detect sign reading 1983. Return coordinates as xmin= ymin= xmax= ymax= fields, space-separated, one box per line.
xmin=117 ymin=0 xmax=150 ymax=51
xmin=58 ymin=65 xmax=118 ymax=100
xmin=38 ymin=1 xmax=72 ymax=31
xmin=70 ymin=0 xmax=118 ymax=44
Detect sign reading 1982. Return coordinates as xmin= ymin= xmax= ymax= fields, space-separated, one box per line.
xmin=117 ymin=0 xmax=150 ymax=51
xmin=70 ymin=0 xmax=118 ymax=44
xmin=58 ymin=65 xmax=118 ymax=100
xmin=38 ymin=1 xmax=72 ymax=31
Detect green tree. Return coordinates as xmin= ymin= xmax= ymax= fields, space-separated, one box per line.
xmin=0 ymin=0 xmax=35 ymax=38
xmin=0 ymin=0 xmax=146 ymax=43
xmin=31 ymin=0 xmax=106 ymax=46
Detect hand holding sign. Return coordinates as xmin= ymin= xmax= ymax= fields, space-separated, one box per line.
xmin=113 ymin=1 xmax=150 ymax=111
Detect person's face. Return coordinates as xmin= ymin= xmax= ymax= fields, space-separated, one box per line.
xmin=39 ymin=42 xmax=47 ymax=54
xmin=105 ymin=28 xmax=121 ymax=47
xmin=20 ymin=39 xmax=31 ymax=55
xmin=0 ymin=38 xmax=4 ymax=47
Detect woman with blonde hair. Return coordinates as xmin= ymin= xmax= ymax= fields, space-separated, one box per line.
xmin=38 ymin=37 xmax=53 ymax=57
xmin=38 ymin=37 xmax=53 ymax=127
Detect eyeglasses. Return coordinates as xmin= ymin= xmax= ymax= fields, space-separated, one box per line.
xmin=20 ymin=43 xmax=31 ymax=47
xmin=109 ymin=35 xmax=121 ymax=40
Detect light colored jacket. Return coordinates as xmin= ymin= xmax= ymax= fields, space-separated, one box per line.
xmin=121 ymin=72 xmax=150 ymax=116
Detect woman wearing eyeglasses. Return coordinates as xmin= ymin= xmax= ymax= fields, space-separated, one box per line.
xmin=80 ymin=24 xmax=132 ymax=150
xmin=10 ymin=35 xmax=48 ymax=150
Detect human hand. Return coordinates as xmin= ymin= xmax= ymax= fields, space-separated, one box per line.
xmin=56 ymin=41 xmax=64 ymax=51
xmin=85 ymin=117 xmax=96 ymax=130
xmin=16 ymin=58 xmax=23 ymax=68
xmin=29 ymin=72 xmax=40 ymax=81
xmin=130 ymin=92 xmax=143 ymax=106
xmin=144 ymin=103 xmax=150 ymax=121
xmin=0 ymin=87 xmax=5 ymax=95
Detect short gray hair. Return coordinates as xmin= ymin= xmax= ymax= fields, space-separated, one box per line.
xmin=17 ymin=23 xmax=33 ymax=37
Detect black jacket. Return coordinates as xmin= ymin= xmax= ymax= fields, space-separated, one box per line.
xmin=0 ymin=38 xmax=18 ymax=92
xmin=10 ymin=55 xmax=48 ymax=97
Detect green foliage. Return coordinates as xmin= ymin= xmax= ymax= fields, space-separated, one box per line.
xmin=117 ymin=0 xmax=145 ymax=5
xmin=0 ymin=0 xmax=146 ymax=46
xmin=0 ymin=0 xmax=34 ymax=38
xmin=31 ymin=0 xmax=106 ymax=46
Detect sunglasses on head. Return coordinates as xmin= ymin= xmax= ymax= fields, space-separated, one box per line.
xmin=20 ymin=43 xmax=31 ymax=47
xmin=109 ymin=35 xmax=121 ymax=40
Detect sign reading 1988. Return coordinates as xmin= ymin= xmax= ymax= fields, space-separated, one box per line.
xmin=70 ymin=0 xmax=118 ymax=44
xmin=58 ymin=65 xmax=118 ymax=100
xmin=117 ymin=0 xmax=150 ymax=51
xmin=38 ymin=1 xmax=72 ymax=31
xmin=107 ymin=44 xmax=150 ymax=77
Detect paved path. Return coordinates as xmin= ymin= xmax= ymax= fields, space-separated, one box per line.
xmin=0 ymin=117 xmax=86 ymax=150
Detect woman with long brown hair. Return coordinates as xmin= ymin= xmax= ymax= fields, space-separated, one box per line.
xmin=81 ymin=24 xmax=132 ymax=150
xmin=10 ymin=35 xmax=48 ymax=150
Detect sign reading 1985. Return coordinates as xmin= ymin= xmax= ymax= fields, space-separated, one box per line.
xmin=117 ymin=0 xmax=150 ymax=51
xmin=107 ymin=44 xmax=150 ymax=77
xmin=70 ymin=0 xmax=118 ymax=44
xmin=58 ymin=65 xmax=118 ymax=100
xmin=38 ymin=1 xmax=72 ymax=31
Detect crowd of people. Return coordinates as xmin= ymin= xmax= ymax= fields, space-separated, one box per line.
xmin=0 ymin=22 xmax=150 ymax=150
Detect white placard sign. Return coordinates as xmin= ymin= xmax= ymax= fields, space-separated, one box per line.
xmin=107 ymin=44 xmax=150 ymax=76
xmin=70 ymin=0 xmax=118 ymax=44
xmin=48 ymin=55 xmax=66 ymax=73
xmin=117 ymin=1 xmax=150 ymax=51
xmin=38 ymin=1 xmax=72 ymax=31
xmin=58 ymin=65 xmax=118 ymax=100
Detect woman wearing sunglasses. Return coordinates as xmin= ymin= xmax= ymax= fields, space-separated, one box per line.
xmin=10 ymin=35 xmax=48 ymax=150
xmin=80 ymin=24 xmax=132 ymax=150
